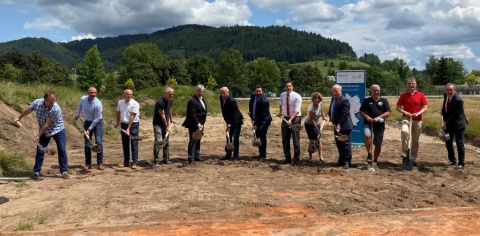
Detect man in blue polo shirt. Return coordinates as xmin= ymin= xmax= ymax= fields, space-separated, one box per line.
xmin=15 ymin=92 xmax=69 ymax=180
xmin=74 ymin=87 xmax=104 ymax=170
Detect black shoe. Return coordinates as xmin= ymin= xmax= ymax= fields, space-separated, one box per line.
xmin=221 ymin=156 xmax=230 ymax=160
xmin=31 ymin=172 xmax=40 ymax=180
xmin=291 ymin=161 xmax=299 ymax=166
xmin=447 ymin=161 xmax=456 ymax=166
xmin=281 ymin=159 xmax=292 ymax=164
xmin=258 ymin=157 xmax=266 ymax=162
xmin=194 ymin=158 xmax=203 ymax=162
xmin=343 ymin=163 xmax=350 ymax=169
xmin=163 ymin=160 xmax=172 ymax=164
xmin=188 ymin=159 xmax=193 ymax=164
xmin=412 ymin=161 xmax=417 ymax=167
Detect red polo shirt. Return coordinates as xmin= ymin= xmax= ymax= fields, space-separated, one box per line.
xmin=397 ymin=90 xmax=428 ymax=121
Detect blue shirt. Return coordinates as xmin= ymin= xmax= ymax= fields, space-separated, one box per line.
xmin=29 ymin=99 xmax=64 ymax=137
xmin=76 ymin=95 xmax=103 ymax=130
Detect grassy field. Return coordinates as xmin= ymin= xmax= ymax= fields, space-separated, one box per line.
xmin=291 ymin=59 xmax=370 ymax=75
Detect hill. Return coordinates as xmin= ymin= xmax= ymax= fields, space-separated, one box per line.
xmin=0 ymin=25 xmax=356 ymax=69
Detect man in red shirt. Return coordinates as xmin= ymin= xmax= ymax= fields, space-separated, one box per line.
xmin=396 ymin=78 xmax=428 ymax=167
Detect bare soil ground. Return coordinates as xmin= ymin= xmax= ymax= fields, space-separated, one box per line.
xmin=1 ymin=101 xmax=480 ymax=235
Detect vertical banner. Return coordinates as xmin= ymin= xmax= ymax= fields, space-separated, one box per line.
xmin=336 ymin=70 xmax=366 ymax=145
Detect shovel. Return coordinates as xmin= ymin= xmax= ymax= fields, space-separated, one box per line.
xmin=437 ymin=116 xmax=450 ymax=141
xmin=224 ymin=130 xmax=234 ymax=152
xmin=402 ymin=117 xmax=414 ymax=171
xmin=155 ymin=123 xmax=173 ymax=149
xmin=121 ymin=128 xmax=143 ymax=140
xmin=368 ymin=121 xmax=375 ymax=172
xmin=79 ymin=120 xmax=100 ymax=153
xmin=282 ymin=118 xmax=302 ymax=131
xmin=251 ymin=121 xmax=261 ymax=147
xmin=13 ymin=120 xmax=49 ymax=153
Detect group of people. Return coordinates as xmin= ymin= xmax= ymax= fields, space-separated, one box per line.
xmin=14 ymin=77 xmax=468 ymax=180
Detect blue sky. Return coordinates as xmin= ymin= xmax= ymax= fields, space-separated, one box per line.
xmin=1 ymin=0 xmax=480 ymax=71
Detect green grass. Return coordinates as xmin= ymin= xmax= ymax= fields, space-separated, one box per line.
xmin=15 ymin=222 xmax=33 ymax=231
xmin=0 ymin=152 xmax=31 ymax=177
xmin=291 ymin=59 xmax=370 ymax=75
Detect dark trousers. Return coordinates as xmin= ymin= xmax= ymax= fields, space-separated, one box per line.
xmin=83 ymin=120 xmax=103 ymax=165
xmin=120 ymin=122 xmax=139 ymax=164
xmin=187 ymin=128 xmax=201 ymax=161
xmin=281 ymin=116 xmax=301 ymax=163
xmin=256 ymin=123 xmax=270 ymax=159
xmin=445 ymin=128 xmax=465 ymax=166
xmin=225 ymin=125 xmax=242 ymax=160
xmin=33 ymin=129 xmax=68 ymax=173
xmin=334 ymin=129 xmax=352 ymax=165
xmin=153 ymin=125 xmax=169 ymax=162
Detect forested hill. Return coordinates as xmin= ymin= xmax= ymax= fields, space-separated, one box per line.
xmin=0 ymin=24 xmax=356 ymax=68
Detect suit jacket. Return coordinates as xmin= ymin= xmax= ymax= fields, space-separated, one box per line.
xmin=441 ymin=93 xmax=467 ymax=131
xmin=328 ymin=95 xmax=353 ymax=133
xmin=182 ymin=95 xmax=207 ymax=130
xmin=220 ymin=96 xmax=244 ymax=127
xmin=248 ymin=94 xmax=272 ymax=127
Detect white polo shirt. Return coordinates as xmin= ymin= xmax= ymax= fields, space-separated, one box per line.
xmin=279 ymin=91 xmax=302 ymax=117
xmin=117 ymin=99 xmax=140 ymax=123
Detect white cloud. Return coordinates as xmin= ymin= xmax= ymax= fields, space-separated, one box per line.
xmin=415 ymin=44 xmax=477 ymax=60
xmin=23 ymin=16 xmax=67 ymax=30
xmin=71 ymin=33 xmax=96 ymax=41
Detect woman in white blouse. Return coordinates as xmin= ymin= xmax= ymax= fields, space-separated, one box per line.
xmin=304 ymin=92 xmax=327 ymax=162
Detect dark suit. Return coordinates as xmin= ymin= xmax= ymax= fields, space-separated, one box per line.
xmin=182 ymin=95 xmax=207 ymax=162
xmin=249 ymin=94 xmax=272 ymax=159
xmin=441 ymin=93 xmax=467 ymax=166
xmin=221 ymin=96 xmax=244 ymax=160
xmin=328 ymin=96 xmax=353 ymax=166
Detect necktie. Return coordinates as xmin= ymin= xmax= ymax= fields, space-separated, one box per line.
xmin=445 ymin=97 xmax=450 ymax=112
xmin=286 ymin=93 xmax=290 ymax=117
xmin=252 ymin=97 xmax=257 ymax=120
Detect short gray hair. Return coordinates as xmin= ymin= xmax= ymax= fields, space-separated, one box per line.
xmin=220 ymin=87 xmax=229 ymax=93
xmin=370 ymin=84 xmax=380 ymax=90
xmin=195 ymin=84 xmax=205 ymax=92
xmin=165 ymin=87 xmax=174 ymax=94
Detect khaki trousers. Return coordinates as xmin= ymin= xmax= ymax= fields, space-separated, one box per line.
xmin=401 ymin=119 xmax=422 ymax=161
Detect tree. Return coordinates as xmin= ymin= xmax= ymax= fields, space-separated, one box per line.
xmin=218 ymin=48 xmax=246 ymax=96
xmin=465 ymin=74 xmax=479 ymax=85
xmin=77 ymin=45 xmax=106 ymax=90
xmin=244 ymin=58 xmax=281 ymax=94
xmin=119 ymin=43 xmax=169 ymax=90
xmin=206 ymin=75 xmax=218 ymax=90
xmin=426 ymin=56 xmax=465 ymax=85
xmin=186 ymin=55 xmax=216 ymax=85
xmin=0 ymin=63 xmax=22 ymax=82
xmin=338 ymin=61 xmax=348 ymax=70
xmin=359 ymin=53 xmax=381 ymax=66
xmin=168 ymin=60 xmax=190 ymax=85
xmin=382 ymin=58 xmax=411 ymax=80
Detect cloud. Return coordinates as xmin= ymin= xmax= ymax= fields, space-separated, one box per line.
xmin=25 ymin=0 xmax=251 ymax=36
xmin=71 ymin=33 xmax=96 ymax=41
xmin=415 ymin=44 xmax=477 ymax=60
xmin=385 ymin=8 xmax=424 ymax=30
xmin=23 ymin=16 xmax=67 ymax=30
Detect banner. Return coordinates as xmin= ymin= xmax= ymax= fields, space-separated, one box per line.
xmin=336 ymin=70 xmax=366 ymax=145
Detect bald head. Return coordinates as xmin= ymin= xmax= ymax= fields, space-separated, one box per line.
xmin=332 ymin=84 xmax=342 ymax=98
xmin=87 ymin=87 xmax=97 ymax=100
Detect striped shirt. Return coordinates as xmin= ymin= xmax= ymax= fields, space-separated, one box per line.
xmin=76 ymin=95 xmax=103 ymax=131
xmin=29 ymin=99 xmax=64 ymax=137
xmin=279 ymin=91 xmax=302 ymax=117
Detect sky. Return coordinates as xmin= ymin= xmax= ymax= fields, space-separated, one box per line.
xmin=1 ymin=0 xmax=480 ymax=71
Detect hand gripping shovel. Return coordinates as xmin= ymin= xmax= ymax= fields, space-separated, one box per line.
xmin=121 ymin=128 xmax=143 ymax=140
xmin=84 ymin=131 xmax=101 ymax=153
xmin=251 ymin=122 xmax=261 ymax=147
xmin=155 ymin=123 xmax=173 ymax=150
xmin=402 ymin=117 xmax=414 ymax=171
xmin=282 ymin=118 xmax=302 ymax=131
xmin=13 ymin=120 xmax=49 ymax=154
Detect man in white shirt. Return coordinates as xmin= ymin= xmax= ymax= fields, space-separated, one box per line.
xmin=115 ymin=89 xmax=140 ymax=169
xmin=278 ymin=81 xmax=302 ymax=165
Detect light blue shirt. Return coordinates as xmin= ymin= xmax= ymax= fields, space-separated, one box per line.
xmin=29 ymin=99 xmax=64 ymax=137
xmin=76 ymin=95 xmax=103 ymax=131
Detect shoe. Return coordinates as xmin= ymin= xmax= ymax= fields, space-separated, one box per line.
xmin=194 ymin=158 xmax=203 ymax=162
xmin=154 ymin=162 xmax=161 ymax=167
xmin=31 ymin=172 xmax=40 ymax=180
xmin=447 ymin=161 xmax=456 ymax=166
xmin=123 ymin=163 xmax=130 ymax=168
xmin=258 ymin=158 xmax=266 ymax=162
xmin=343 ymin=163 xmax=350 ymax=169
xmin=163 ymin=160 xmax=172 ymax=164
xmin=97 ymin=163 xmax=104 ymax=170
xmin=130 ymin=163 xmax=138 ymax=169
xmin=188 ymin=159 xmax=193 ymax=164
xmin=281 ymin=159 xmax=292 ymax=164
xmin=319 ymin=158 xmax=326 ymax=164
xmin=456 ymin=165 xmax=464 ymax=170
xmin=85 ymin=164 xmax=92 ymax=169
xmin=291 ymin=161 xmax=299 ymax=166
xmin=412 ymin=161 xmax=417 ymax=167
xmin=221 ymin=156 xmax=230 ymax=160
xmin=61 ymin=172 xmax=69 ymax=179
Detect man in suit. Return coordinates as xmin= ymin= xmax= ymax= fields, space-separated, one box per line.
xmin=220 ymin=87 xmax=244 ymax=160
xmin=441 ymin=83 xmax=468 ymax=170
xmin=182 ymin=84 xmax=207 ymax=164
xmin=278 ymin=81 xmax=302 ymax=165
xmin=328 ymin=84 xmax=353 ymax=168
xmin=249 ymin=85 xmax=272 ymax=162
